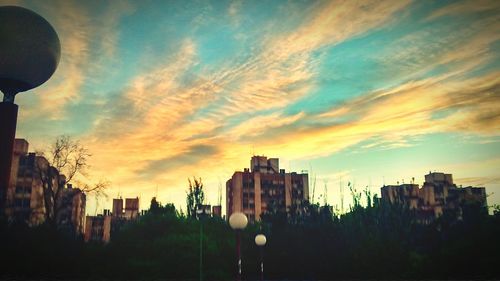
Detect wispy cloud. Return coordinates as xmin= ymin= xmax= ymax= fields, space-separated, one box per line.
xmin=11 ymin=0 xmax=500 ymax=210
xmin=16 ymin=0 xmax=134 ymax=120
xmin=426 ymin=0 xmax=500 ymax=21
xmin=79 ymin=0 xmax=412 ymax=190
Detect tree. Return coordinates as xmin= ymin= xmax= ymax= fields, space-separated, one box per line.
xmin=37 ymin=135 xmax=109 ymax=223
xmin=186 ymin=177 xmax=204 ymax=218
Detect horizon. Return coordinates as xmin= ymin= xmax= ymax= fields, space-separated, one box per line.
xmin=4 ymin=0 xmax=499 ymax=215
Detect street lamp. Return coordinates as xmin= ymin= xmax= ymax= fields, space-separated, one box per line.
xmin=0 ymin=6 xmax=60 ymax=214
xmin=229 ymin=212 xmax=248 ymax=281
xmin=196 ymin=205 xmax=210 ymax=281
xmin=255 ymin=234 xmax=267 ymax=281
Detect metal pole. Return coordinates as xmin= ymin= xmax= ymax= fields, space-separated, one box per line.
xmin=260 ymin=246 xmax=264 ymax=281
xmin=0 ymin=101 xmax=18 ymax=217
xmin=199 ymin=221 xmax=203 ymax=281
xmin=236 ymin=230 xmax=241 ymax=281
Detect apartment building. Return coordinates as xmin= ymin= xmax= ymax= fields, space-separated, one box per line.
xmin=381 ymin=172 xmax=487 ymax=222
xmin=226 ymin=156 xmax=309 ymax=222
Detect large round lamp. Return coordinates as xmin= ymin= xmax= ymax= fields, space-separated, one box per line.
xmin=229 ymin=212 xmax=248 ymax=230
xmin=0 ymin=6 xmax=60 ymax=214
xmin=229 ymin=212 xmax=248 ymax=281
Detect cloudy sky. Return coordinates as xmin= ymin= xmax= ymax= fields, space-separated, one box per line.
xmin=5 ymin=0 xmax=500 ymax=214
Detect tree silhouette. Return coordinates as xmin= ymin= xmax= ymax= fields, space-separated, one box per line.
xmin=36 ymin=135 xmax=109 ymax=223
xmin=186 ymin=177 xmax=204 ymax=218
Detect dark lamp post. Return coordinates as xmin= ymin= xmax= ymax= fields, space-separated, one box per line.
xmin=229 ymin=212 xmax=248 ymax=281
xmin=196 ymin=205 xmax=209 ymax=281
xmin=0 ymin=6 xmax=60 ymax=215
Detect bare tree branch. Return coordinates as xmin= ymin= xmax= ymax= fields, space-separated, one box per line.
xmin=35 ymin=135 xmax=109 ymax=224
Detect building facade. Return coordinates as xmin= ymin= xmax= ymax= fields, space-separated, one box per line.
xmin=226 ymin=156 xmax=309 ymax=222
xmin=85 ymin=196 xmax=140 ymax=243
xmin=6 ymin=139 xmax=65 ymax=226
xmin=56 ymin=184 xmax=86 ymax=236
xmin=124 ymin=197 xmax=140 ymax=219
xmin=381 ymin=172 xmax=487 ymax=222
xmin=5 ymin=139 xmax=87 ymax=235
xmin=84 ymin=214 xmax=112 ymax=243
xmin=212 ymin=205 xmax=222 ymax=217
xmin=381 ymin=183 xmax=419 ymax=210
xmin=112 ymin=198 xmax=123 ymax=217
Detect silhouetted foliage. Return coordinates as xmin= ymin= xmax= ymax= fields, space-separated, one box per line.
xmin=186 ymin=177 xmax=204 ymax=218
xmin=1 ymin=197 xmax=499 ymax=280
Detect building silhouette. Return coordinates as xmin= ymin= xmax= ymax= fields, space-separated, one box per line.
xmin=124 ymin=197 xmax=140 ymax=219
xmin=85 ymin=196 xmax=140 ymax=243
xmin=56 ymin=184 xmax=86 ymax=236
xmin=84 ymin=212 xmax=112 ymax=243
xmin=112 ymin=198 xmax=123 ymax=217
xmin=5 ymin=139 xmax=86 ymax=235
xmin=226 ymin=156 xmax=309 ymax=222
xmin=381 ymin=172 xmax=487 ymax=222
xmin=212 ymin=205 xmax=222 ymax=217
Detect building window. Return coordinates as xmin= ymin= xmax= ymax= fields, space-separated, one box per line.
xmin=14 ymin=199 xmax=22 ymax=207
xmin=14 ymin=198 xmax=30 ymax=208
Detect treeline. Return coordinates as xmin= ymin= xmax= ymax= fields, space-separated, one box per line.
xmin=1 ymin=199 xmax=500 ymax=280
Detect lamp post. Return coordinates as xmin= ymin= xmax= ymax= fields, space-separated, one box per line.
xmin=196 ymin=205 xmax=209 ymax=281
xmin=255 ymin=234 xmax=267 ymax=281
xmin=229 ymin=212 xmax=248 ymax=281
xmin=0 ymin=6 xmax=60 ymax=215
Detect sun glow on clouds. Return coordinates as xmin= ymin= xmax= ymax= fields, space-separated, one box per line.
xmin=11 ymin=0 xmax=500 ymax=212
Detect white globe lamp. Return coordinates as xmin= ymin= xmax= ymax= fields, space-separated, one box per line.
xmin=255 ymin=234 xmax=267 ymax=246
xmin=229 ymin=212 xmax=248 ymax=230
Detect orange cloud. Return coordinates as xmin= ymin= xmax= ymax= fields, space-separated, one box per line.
xmin=12 ymin=1 xmax=498 ymax=213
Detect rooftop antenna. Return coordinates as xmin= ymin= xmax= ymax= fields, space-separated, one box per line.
xmin=340 ymin=175 xmax=344 ymax=214
xmin=311 ymin=173 xmax=317 ymax=204
xmin=308 ymin=163 xmax=313 ymax=202
xmin=94 ymin=196 xmax=99 ymax=216
xmin=218 ymin=178 xmax=223 ymax=206
xmin=323 ymin=178 xmax=328 ymax=206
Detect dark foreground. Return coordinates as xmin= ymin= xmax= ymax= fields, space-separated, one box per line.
xmin=2 ymin=201 xmax=500 ymax=281
xmin=2 ymin=279 xmax=500 ymax=281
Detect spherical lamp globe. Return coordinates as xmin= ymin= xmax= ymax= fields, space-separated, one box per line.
xmin=255 ymin=234 xmax=267 ymax=246
xmin=229 ymin=212 xmax=248 ymax=230
xmin=0 ymin=6 xmax=61 ymax=100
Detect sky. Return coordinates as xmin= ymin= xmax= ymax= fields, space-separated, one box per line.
xmin=3 ymin=0 xmax=500 ymax=214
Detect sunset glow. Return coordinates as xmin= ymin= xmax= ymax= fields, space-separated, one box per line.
xmin=7 ymin=0 xmax=500 ymax=214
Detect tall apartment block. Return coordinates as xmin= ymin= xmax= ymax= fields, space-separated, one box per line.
xmin=381 ymin=172 xmax=487 ymax=222
xmin=226 ymin=156 xmax=309 ymax=222
xmin=5 ymin=139 xmax=86 ymax=235
xmin=56 ymin=184 xmax=86 ymax=235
